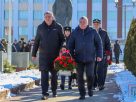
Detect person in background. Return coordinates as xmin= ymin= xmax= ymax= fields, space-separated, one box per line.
xmin=0 ymin=41 xmax=6 ymax=52
xmin=0 ymin=39 xmax=7 ymax=52
xmin=20 ymin=38 xmax=26 ymax=52
xmin=113 ymin=40 xmax=122 ymax=64
xmin=22 ymin=42 xmax=30 ymax=52
xmin=12 ymin=39 xmax=21 ymax=52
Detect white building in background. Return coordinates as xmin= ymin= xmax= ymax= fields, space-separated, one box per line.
xmin=0 ymin=0 xmax=135 ymax=41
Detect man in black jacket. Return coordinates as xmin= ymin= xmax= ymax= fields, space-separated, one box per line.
xmin=32 ymin=11 xmax=65 ymax=100
xmin=114 ymin=40 xmax=122 ymax=64
xmin=93 ymin=19 xmax=111 ymax=91
xmin=69 ymin=16 xmax=103 ymax=100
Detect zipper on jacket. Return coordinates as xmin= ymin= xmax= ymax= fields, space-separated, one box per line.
xmin=83 ymin=30 xmax=85 ymax=35
xmin=82 ymin=29 xmax=85 ymax=62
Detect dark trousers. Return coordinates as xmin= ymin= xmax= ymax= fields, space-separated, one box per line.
xmin=77 ymin=62 xmax=95 ymax=96
xmin=94 ymin=58 xmax=108 ymax=88
xmin=115 ymin=53 xmax=120 ymax=64
xmin=41 ymin=69 xmax=58 ymax=96
xmin=60 ymin=75 xmax=72 ymax=87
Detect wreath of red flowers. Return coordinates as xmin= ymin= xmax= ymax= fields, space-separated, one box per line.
xmin=54 ymin=50 xmax=76 ymax=71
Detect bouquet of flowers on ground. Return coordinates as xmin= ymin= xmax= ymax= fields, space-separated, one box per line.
xmin=54 ymin=49 xmax=76 ymax=72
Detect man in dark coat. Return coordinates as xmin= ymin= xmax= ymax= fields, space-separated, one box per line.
xmin=68 ymin=16 xmax=103 ymax=100
xmin=32 ymin=11 xmax=65 ymax=100
xmin=20 ymin=38 xmax=26 ymax=52
xmin=12 ymin=40 xmax=21 ymax=52
xmin=93 ymin=19 xmax=112 ymax=91
xmin=113 ymin=40 xmax=122 ymax=64
xmin=0 ymin=39 xmax=7 ymax=52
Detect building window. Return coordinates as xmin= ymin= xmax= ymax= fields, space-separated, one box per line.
xmin=4 ymin=0 xmax=14 ymax=2
xmin=19 ymin=0 xmax=28 ymax=3
xmin=92 ymin=0 xmax=102 ymax=20
xmin=19 ymin=26 xmax=28 ymax=35
xmin=78 ymin=0 xmax=86 ymax=3
xmin=107 ymin=1 xmax=117 ymax=40
xmin=4 ymin=0 xmax=9 ymax=2
xmin=48 ymin=0 xmax=55 ymax=3
xmin=19 ymin=10 xmax=28 ymax=20
xmin=4 ymin=10 xmax=9 ymax=20
xmin=33 ymin=11 xmax=42 ymax=20
xmin=33 ymin=0 xmax=42 ymax=3
xmin=77 ymin=11 xmax=87 ymax=20
xmin=33 ymin=26 xmax=37 ymax=36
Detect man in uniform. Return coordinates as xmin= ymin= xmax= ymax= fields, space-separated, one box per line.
xmin=93 ymin=19 xmax=111 ymax=91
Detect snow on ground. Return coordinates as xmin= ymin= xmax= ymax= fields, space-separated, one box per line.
xmin=108 ymin=63 xmax=136 ymax=102
xmin=0 ymin=69 xmax=41 ymax=97
xmin=1 ymin=63 xmax=136 ymax=102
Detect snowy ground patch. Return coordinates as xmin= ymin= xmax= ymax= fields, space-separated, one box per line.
xmin=109 ymin=63 xmax=136 ymax=102
xmin=0 ymin=69 xmax=41 ymax=98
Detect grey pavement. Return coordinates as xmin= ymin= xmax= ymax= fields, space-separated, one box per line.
xmin=4 ymin=73 xmax=120 ymax=102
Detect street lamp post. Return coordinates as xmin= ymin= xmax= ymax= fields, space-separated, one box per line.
xmin=114 ymin=0 xmax=136 ymax=39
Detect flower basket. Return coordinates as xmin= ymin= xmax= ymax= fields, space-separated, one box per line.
xmin=54 ymin=50 xmax=76 ymax=76
xmin=58 ymin=70 xmax=71 ymax=76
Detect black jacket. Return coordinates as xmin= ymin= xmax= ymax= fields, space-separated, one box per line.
xmin=32 ymin=20 xmax=65 ymax=70
xmin=63 ymin=36 xmax=71 ymax=49
xmin=114 ymin=43 xmax=122 ymax=55
xmin=12 ymin=43 xmax=21 ymax=52
xmin=68 ymin=26 xmax=103 ymax=63
xmin=98 ymin=28 xmax=111 ymax=55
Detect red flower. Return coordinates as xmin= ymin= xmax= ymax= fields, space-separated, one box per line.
xmin=63 ymin=63 xmax=67 ymax=67
xmin=59 ymin=61 xmax=63 ymax=65
xmin=62 ymin=56 xmax=66 ymax=60
xmin=55 ymin=57 xmax=60 ymax=61
xmin=65 ymin=50 xmax=70 ymax=53
xmin=54 ymin=55 xmax=76 ymax=71
xmin=73 ymin=62 xmax=76 ymax=66
xmin=68 ymin=59 xmax=73 ymax=63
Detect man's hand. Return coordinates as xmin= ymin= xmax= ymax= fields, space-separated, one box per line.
xmin=32 ymin=57 xmax=37 ymax=60
xmin=97 ymin=57 xmax=102 ymax=62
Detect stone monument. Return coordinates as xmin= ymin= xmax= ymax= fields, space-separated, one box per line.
xmin=53 ymin=0 xmax=72 ymax=27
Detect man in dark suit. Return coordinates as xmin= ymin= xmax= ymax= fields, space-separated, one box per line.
xmin=32 ymin=11 xmax=65 ymax=100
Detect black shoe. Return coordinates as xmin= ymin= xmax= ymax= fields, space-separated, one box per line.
xmin=68 ymin=86 xmax=72 ymax=90
xmin=88 ymin=91 xmax=93 ymax=97
xmin=79 ymin=96 xmax=85 ymax=100
xmin=53 ymin=94 xmax=57 ymax=97
xmin=52 ymin=91 xmax=57 ymax=97
xmin=41 ymin=95 xmax=48 ymax=100
xmin=60 ymin=84 xmax=64 ymax=90
xmin=99 ymin=86 xmax=105 ymax=91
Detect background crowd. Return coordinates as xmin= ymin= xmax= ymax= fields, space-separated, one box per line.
xmin=0 ymin=38 xmax=35 ymax=52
